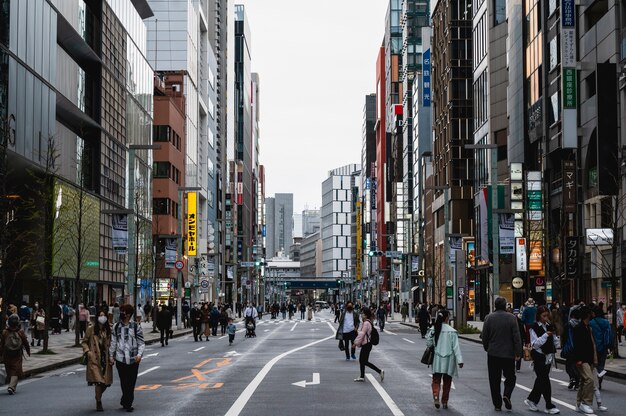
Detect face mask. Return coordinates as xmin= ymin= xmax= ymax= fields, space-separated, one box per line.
xmin=98 ymin=316 xmax=108 ymax=325
xmin=34 ymin=303 xmax=39 ymax=308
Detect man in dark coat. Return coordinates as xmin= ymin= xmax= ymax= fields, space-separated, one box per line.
xmin=190 ymin=303 xmax=201 ymax=342
xmin=156 ymin=304 xmax=172 ymax=346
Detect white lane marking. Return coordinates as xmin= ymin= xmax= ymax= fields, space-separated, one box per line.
xmin=402 ymin=338 xmax=415 ymax=344
xmin=144 ymin=352 xmax=159 ymax=358
xmin=264 ymin=329 xmax=270 ymax=332
xmin=365 ymin=374 xmax=405 ymax=415
xmin=224 ymin=333 xmax=335 ymax=416
xmin=549 ymin=377 xmax=570 ymax=387
xmin=138 ymin=366 xmax=160 ymax=377
xmin=219 ymin=335 xmax=227 ymax=340
xmin=193 ymin=346 xmax=205 ymax=352
xmin=514 ymin=382 xmax=594 ymax=415
xmin=384 ymin=329 xmax=397 ymax=335
xmin=236 ymin=329 xmax=245 ymax=333
xmin=290 ymin=322 xmax=298 ymax=332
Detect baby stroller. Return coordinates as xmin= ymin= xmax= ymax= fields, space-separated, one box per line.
xmin=245 ymin=317 xmax=256 ymax=338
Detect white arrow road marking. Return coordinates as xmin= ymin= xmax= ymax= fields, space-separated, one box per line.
xmin=292 ymin=373 xmax=320 ymax=388
xmin=138 ymin=366 xmax=160 ymax=377
xmin=366 ymin=374 xmax=405 ymax=415
xmin=290 ymin=322 xmax=298 ymax=331
xmin=193 ymin=346 xmax=205 ymax=352
xmin=219 ymin=336 xmax=227 ymax=339
xmin=402 ymin=338 xmax=415 ymax=344
xmin=224 ymin=351 xmax=241 ymax=357
xmin=144 ymin=352 xmax=159 ymax=358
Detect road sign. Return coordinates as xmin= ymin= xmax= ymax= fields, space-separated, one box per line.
xmin=385 ymin=251 xmax=403 ymax=258
xmin=446 ymin=280 xmax=453 ymax=287
xmin=175 ymin=260 xmax=184 ymax=271
xmin=199 ymin=279 xmax=209 ymax=293
xmin=240 ymin=262 xmax=255 ymax=267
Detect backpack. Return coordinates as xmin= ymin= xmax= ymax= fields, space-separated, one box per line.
xmin=4 ymin=331 xmax=23 ymax=357
xmin=560 ymin=324 xmax=574 ymax=359
xmin=368 ymin=321 xmax=380 ymax=346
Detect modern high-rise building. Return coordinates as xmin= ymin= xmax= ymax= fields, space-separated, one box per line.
xmin=0 ymin=0 xmax=154 ymax=306
xmin=265 ymin=194 xmax=294 ymax=259
xmin=302 ymin=209 xmax=321 ymax=237
xmin=300 ymin=232 xmax=322 ymax=278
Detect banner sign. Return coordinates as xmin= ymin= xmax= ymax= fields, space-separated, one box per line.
xmin=529 ymin=240 xmax=543 ymax=271
xmin=112 ymin=214 xmax=128 ymax=254
xmin=566 ymin=237 xmax=578 ymax=277
xmin=187 ymin=192 xmax=197 ymax=256
xmin=165 ymin=238 xmax=177 ymax=269
xmin=499 ymin=213 xmax=515 ymax=254
xmin=356 ymin=201 xmax=362 ymax=282
xmin=516 ymin=238 xmax=527 ymax=272
xmin=423 ymin=49 xmax=431 ymax=107
xmin=561 ymin=0 xmax=577 ymax=147
xmin=563 ymin=160 xmax=577 ymax=213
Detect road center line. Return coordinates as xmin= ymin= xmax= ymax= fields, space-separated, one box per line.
xmin=290 ymin=322 xmax=298 ymax=331
xmin=365 ymin=374 xmax=405 ymax=416
xmin=224 ymin=332 xmax=335 ymax=416
xmin=193 ymin=346 xmax=205 ymax=352
xmin=402 ymin=338 xmax=415 ymax=344
xmin=513 ymin=382 xmax=590 ymax=414
xmin=138 ymin=366 xmax=160 ymax=377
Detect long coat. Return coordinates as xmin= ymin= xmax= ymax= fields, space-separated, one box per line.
xmin=81 ymin=325 xmax=113 ymax=386
xmin=0 ymin=328 xmax=30 ymax=378
xmin=426 ymin=323 xmax=463 ymax=378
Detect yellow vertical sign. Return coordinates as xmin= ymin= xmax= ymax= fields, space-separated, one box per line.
xmin=187 ymin=192 xmax=197 ymax=256
xmin=356 ymin=201 xmax=362 ymax=282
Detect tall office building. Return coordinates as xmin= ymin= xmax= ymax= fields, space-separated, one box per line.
xmin=0 ymin=0 xmax=154 ymax=305
xmin=302 ymin=209 xmax=321 ymax=237
xmin=321 ymin=164 xmax=361 ymax=279
xmin=265 ymin=194 xmax=294 ymax=258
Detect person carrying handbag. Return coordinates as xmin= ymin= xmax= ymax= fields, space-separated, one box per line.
xmin=81 ymin=310 xmax=113 ymax=412
xmin=0 ymin=314 xmax=31 ymax=395
xmin=352 ymin=308 xmax=384 ymax=382
xmin=426 ymin=309 xmax=463 ymax=409
xmin=336 ymin=301 xmax=360 ymax=360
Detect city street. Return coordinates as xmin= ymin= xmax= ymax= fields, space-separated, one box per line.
xmin=2 ymin=310 xmax=624 ymax=415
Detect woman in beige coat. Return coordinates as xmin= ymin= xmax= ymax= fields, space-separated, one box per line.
xmin=81 ymin=310 xmax=113 ymax=412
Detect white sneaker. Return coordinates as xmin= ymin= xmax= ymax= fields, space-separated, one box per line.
xmin=544 ymin=408 xmax=560 ymax=415
xmin=597 ymin=405 xmax=608 ymax=412
xmin=524 ymin=399 xmax=539 ymax=412
xmin=353 ymin=377 xmax=365 ymax=382
xmin=576 ymin=404 xmax=593 ymax=414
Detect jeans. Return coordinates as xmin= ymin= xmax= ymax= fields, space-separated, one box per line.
xmin=193 ymin=324 xmax=201 ymax=341
xmin=160 ymin=328 xmax=169 ymax=345
xmin=359 ymin=343 xmax=381 ymax=378
xmin=342 ymin=331 xmax=356 ymax=359
xmin=432 ymin=373 xmax=452 ymax=404
xmin=300 ymin=311 xmax=305 ymax=320
xmin=229 ymin=334 xmax=235 ymax=343
xmin=20 ymin=320 xmax=29 ymax=335
xmin=576 ymin=362 xmax=594 ymax=406
xmin=211 ymin=322 xmax=218 ymax=336
xmin=528 ymin=357 xmax=555 ymax=409
xmin=596 ymin=351 xmax=607 ymax=374
xmin=487 ymin=355 xmax=516 ymax=409
xmin=115 ymin=361 xmax=139 ymax=409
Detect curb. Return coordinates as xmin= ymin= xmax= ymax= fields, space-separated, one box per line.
xmin=21 ymin=329 xmax=193 ymax=379
xmin=401 ymin=323 xmax=626 ymax=381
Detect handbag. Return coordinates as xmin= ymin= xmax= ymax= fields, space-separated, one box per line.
xmin=421 ymin=346 xmax=435 ymax=366
xmin=36 ymin=316 xmax=45 ymax=325
xmin=338 ymin=340 xmax=345 ymax=351
xmin=523 ymin=344 xmax=532 ymax=362
xmin=80 ymin=353 xmax=88 ymax=366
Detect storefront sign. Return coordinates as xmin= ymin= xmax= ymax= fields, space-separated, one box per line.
xmin=112 ymin=214 xmax=128 ymax=254
xmin=423 ymin=49 xmax=431 ymax=107
xmin=165 ymin=238 xmax=177 ymax=269
xmin=516 ymin=238 xmax=527 ymax=272
xmin=563 ymin=161 xmax=577 ymax=213
xmin=187 ymin=192 xmax=197 ymax=256
xmin=499 ymin=213 xmax=515 ymax=254
xmin=562 ymin=68 xmax=576 ymax=108
xmin=529 ymin=240 xmax=543 ymax=271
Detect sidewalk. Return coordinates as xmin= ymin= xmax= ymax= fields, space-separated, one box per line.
xmin=19 ymin=321 xmax=192 ymax=378
xmin=399 ymin=320 xmax=626 ymax=380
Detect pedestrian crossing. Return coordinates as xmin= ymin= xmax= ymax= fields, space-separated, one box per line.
xmin=255 ymin=317 xmax=334 ymax=325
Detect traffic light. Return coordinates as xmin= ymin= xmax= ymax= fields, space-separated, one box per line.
xmin=368 ymin=250 xmax=384 ymax=257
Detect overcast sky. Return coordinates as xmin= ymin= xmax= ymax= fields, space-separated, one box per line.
xmin=235 ymin=0 xmax=388 ymax=213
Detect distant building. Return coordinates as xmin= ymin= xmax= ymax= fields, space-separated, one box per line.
xmin=302 ymin=209 xmax=321 ymax=237
xmin=265 ymin=193 xmax=294 ymax=258
xmin=301 ymin=232 xmax=322 ymax=278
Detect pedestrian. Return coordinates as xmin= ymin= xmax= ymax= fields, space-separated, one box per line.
xmin=617 ymin=303 xmax=624 ymax=345
xmin=430 ymin=303 xmax=439 ymax=327
xmin=524 ymin=305 xmax=561 ymax=414
xmin=307 ymin=303 xmax=313 ymax=321
xmin=513 ymin=309 xmax=526 ymax=372
xmin=589 ymin=307 xmax=611 ymax=411
xmin=82 ymin=310 xmax=113 ymax=412
xmin=551 ymin=301 xmax=563 ymax=338
xmin=376 ymin=303 xmax=386 ymax=332
xmin=182 ymin=301 xmax=190 ymax=329
xmin=244 ymin=303 xmax=258 ymax=331
xmin=109 ymin=304 xmax=145 ymax=412
xmin=68 ymin=303 xmax=76 ymax=331
xmin=418 ymin=304 xmax=430 ymax=338
xmin=190 ymin=303 xmax=202 ymax=342
xmin=32 ymin=306 xmax=45 ymax=347
xmin=135 ymin=304 xmax=144 ymax=323
xmin=53 ymin=300 xmax=63 ymax=334
xmin=227 ymin=318 xmax=237 ymax=345
xmin=481 ymin=296 xmax=523 ymax=411
xmin=201 ymin=303 xmax=211 ymax=341
xmin=352 ymin=308 xmax=384 ymax=383
xmin=210 ymin=306 xmax=220 ymax=337
xmin=334 ymin=303 xmax=341 ymax=323
xmin=426 ymin=309 xmax=463 ymax=409
xmin=143 ymin=302 xmax=152 ymax=323
xmin=300 ymin=303 xmax=306 ymax=320
xmin=219 ymin=307 xmax=229 ymax=336
xmin=562 ymin=307 xmax=581 ymax=390
xmin=79 ymin=303 xmax=90 ymax=338
xmin=521 ymin=298 xmax=537 ymax=343
xmin=281 ymin=303 xmax=287 ymax=320
xmin=571 ymin=306 xmax=595 ymax=414
xmin=112 ymin=303 xmax=120 ymax=323
xmin=337 ymin=301 xmax=360 ymax=360
xmin=17 ymin=301 xmax=31 ymax=335
xmin=156 ymin=304 xmax=172 ymax=347
xmin=62 ymin=300 xmax=70 ymax=332
xmin=0 ymin=314 xmax=30 ymax=395
xmin=400 ymin=302 xmax=408 ymax=323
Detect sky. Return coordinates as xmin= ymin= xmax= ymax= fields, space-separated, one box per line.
xmin=235 ymin=0 xmax=388 ymax=213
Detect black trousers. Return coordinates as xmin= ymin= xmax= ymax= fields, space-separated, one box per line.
xmin=211 ymin=322 xmax=218 ymax=336
xmin=300 ymin=311 xmax=305 ymax=319
xmin=487 ymin=355 xmax=516 ymax=409
xmin=359 ymin=343 xmax=381 ymax=378
xmin=528 ymin=358 xmax=555 ymax=409
xmin=566 ymin=356 xmax=580 ymax=383
xmin=160 ymin=328 xmax=170 ymax=345
xmin=192 ymin=324 xmax=201 ymax=341
xmin=342 ymin=331 xmax=356 ymax=359
xmin=116 ymin=361 xmax=139 ymax=409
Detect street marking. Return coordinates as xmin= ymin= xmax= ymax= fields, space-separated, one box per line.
xmin=365 ymin=374 xmax=405 ymax=415
xmin=402 ymin=338 xmax=415 ymax=344
xmin=136 ymin=384 xmax=162 ymax=390
xmin=224 ymin=333 xmax=335 ymax=416
xmin=193 ymin=346 xmax=206 ymax=352
xmin=138 ymin=366 xmax=160 ymax=377
xmin=292 ymin=372 xmax=320 ymax=388
xmin=224 ymin=351 xmax=241 ymax=357
xmin=264 ymin=329 xmax=269 ymax=332
xmin=514 ymin=383 xmax=594 ymax=415
xmin=290 ymin=322 xmax=298 ymax=331
xmin=219 ymin=336 xmax=227 ymax=339
xmin=195 ymin=358 xmax=213 ymax=368
xmin=384 ymin=329 xmax=397 ymax=335
xmin=550 ymin=377 xmax=570 ymax=387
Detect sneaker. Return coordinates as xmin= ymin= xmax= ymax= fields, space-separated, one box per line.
xmin=346 ymin=357 xmax=350 ymax=361
xmin=597 ymin=405 xmax=608 ymax=412
xmin=524 ymin=399 xmax=538 ymax=412
xmin=576 ymin=404 xmax=593 ymax=414
xmin=351 ymin=354 xmax=357 ymax=360
xmin=442 ymin=403 xmax=448 ymax=409
xmin=434 ymin=395 xmax=440 ymax=409
xmin=567 ymin=380 xmax=575 ymax=390
xmin=7 ymin=387 xmax=15 ymax=395
xmin=544 ymin=408 xmax=560 ymax=414
xmin=503 ymin=396 xmax=512 ymax=410
xmin=353 ymin=377 xmax=365 ymax=382
xmin=380 ymin=369 xmax=385 ymax=382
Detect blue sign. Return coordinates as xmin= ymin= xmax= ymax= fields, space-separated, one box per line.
xmin=262 ymin=225 xmax=266 ymax=237
xmin=422 ymin=49 xmax=431 ymax=107
xmin=561 ymin=0 xmax=575 ymax=27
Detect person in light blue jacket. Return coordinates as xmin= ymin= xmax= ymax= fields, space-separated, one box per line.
xmin=426 ymin=309 xmax=463 ymax=410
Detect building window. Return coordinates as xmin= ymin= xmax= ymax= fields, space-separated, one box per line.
xmin=494 ymin=0 xmax=506 ymax=25
xmin=548 ymin=0 xmax=557 ymax=16
xmin=153 ymin=198 xmax=170 ymax=215
xmin=153 ymin=161 xmax=170 ymax=178
xmin=549 ymin=37 xmax=559 ymax=71
xmin=548 ymin=92 xmax=560 ymax=125
xmin=153 ymin=125 xmax=170 ymax=142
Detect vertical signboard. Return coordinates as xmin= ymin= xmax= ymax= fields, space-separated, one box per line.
xmin=187 ymin=192 xmax=197 ymax=256
xmin=561 ymin=0 xmax=577 ymax=147
xmin=112 ymin=214 xmax=128 ymax=255
xmin=563 ymin=160 xmax=576 ymax=213
xmin=565 ymin=237 xmax=578 ymax=277
xmin=356 ymin=201 xmax=362 ymax=282
xmin=165 ymin=238 xmax=177 ymax=268
xmin=499 ymin=213 xmax=515 ymax=254
xmin=516 ymin=238 xmax=528 ymax=272
xmin=422 ymin=49 xmax=431 ymax=107
xmin=529 ymin=240 xmax=543 ymax=271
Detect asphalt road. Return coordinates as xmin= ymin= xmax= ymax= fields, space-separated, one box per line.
xmin=2 ymin=310 xmax=624 ymax=415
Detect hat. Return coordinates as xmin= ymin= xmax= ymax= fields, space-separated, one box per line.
xmin=526 ymin=298 xmax=535 ymax=306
